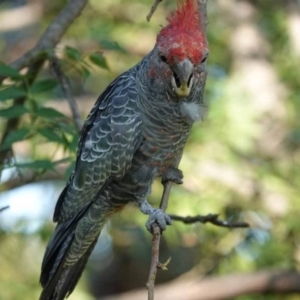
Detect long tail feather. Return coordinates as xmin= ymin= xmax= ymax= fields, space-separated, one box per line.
xmin=40 ymin=237 xmax=98 ymax=300
xmin=40 ymin=202 xmax=99 ymax=300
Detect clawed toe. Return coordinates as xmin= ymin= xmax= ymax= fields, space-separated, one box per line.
xmin=146 ymin=208 xmax=172 ymax=232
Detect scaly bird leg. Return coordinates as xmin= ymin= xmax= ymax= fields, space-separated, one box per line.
xmin=138 ymin=167 xmax=182 ymax=232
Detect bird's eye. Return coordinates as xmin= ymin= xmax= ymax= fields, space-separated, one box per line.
xmin=160 ymin=55 xmax=168 ymax=63
xmin=200 ymin=55 xmax=208 ymax=64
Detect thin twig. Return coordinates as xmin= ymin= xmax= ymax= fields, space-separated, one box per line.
xmin=50 ymin=56 xmax=83 ymax=133
xmin=146 ymin=181 xmax=172 ymax=300
xmin=147 ymin=0 xmax=163 ymax=22
xmin=146 ymin=225 xmax=161 ymax=300
xmin=0 ymin=165 xmax=67 ymax=191
xmin=147 ymin=0 xmax=208 ymax=23
xmin=0 ymin=206 xmax=9 ymax=213
xmin=169 ymin=213 xmax=249 ymax=228
xmin=197 ymin=0 xmax=209 ymax=30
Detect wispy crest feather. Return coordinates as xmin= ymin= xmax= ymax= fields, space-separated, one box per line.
xmin=166 ymin=0 xmax=200 ymax=33
xmin=156 ymin=0 xmax=207 ymax=65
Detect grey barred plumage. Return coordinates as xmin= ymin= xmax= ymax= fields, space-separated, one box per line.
xmin=39 ymin=0 xmax=208 ymax=299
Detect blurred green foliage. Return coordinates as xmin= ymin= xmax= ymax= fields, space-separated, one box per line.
xmin=0 ymin=0 xmax=300 ymax=299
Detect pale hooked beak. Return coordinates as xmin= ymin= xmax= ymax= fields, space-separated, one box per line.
xmin=172 ymin=59 xmax=194 ymax=97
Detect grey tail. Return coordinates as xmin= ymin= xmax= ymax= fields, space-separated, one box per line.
xmin=39 ymin=233 xmax=98 ymax=300
xmin=39 ymin=202 xmax=98 ymax=300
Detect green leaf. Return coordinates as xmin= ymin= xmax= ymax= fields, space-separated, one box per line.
xmin=0 ymin=64 xmax=23 ymax=80
xmin=65 ymin=46 xmax=82 ymax=61
xmin=99 ymin=39 xmax=126 ymax=53
xmin=34 ymin=107 xmax=65 ymax=118
xmin=1 ymin=128 xmax=31 ymax=150
xmin=89 ymin=52 xmax=109 ymax=70
xmin=30 ymin=79 xmax=57 ymax=94
xmin=38 ymin=128 xmax=65 ymax=144
xmin=16 ymin=159 xmax=54 ymax=171
xmin=0 ymin=86 xmax=27 ymax=102
xmin=79 ymin=65 xmax=91 ymax=79
xmin=0 ymin=105 xmax=28 ymax=118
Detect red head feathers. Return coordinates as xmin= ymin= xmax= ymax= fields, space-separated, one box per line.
xmin=156 ymin=0 xmax=208 ymax=65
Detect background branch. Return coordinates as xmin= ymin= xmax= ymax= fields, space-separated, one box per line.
xmin=0 ymin=206 xmax=9 ymax=213
xmin=50 ymin=56 xmax=83 ymax=133
xmin=102 ymin=269 xmax=300 ymax=300
xmin=197 ymin=0 xmax=208 ymax=30
xmin=147 ymin=0 xmax=163 ymax=22
xmin=0 ymin=165 xmax=66 ymax=191
xmin=169 ymin=213 xmax=249 ymax=228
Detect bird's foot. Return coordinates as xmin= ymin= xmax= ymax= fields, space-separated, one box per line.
xmin=146 ymin=208 xmax=172 ymax=232
xmin=139 ymin=201 xmax=172 ymax=232
xmin=162 ymin=166 xmax=183 ymax=185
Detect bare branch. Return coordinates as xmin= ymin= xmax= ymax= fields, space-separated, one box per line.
xmin=50 ymin=56 xmax=83 ymax=133
xmin=169 ymin=213 xmax=249 ymax=229
xmin=146 ymin=181 xmax=173 ymax=300
xmin=146 ymin=225 xmax=161 ymax=300
xmin=0 ymin=165 xmax=66 ymax=191
xmin=198 ymin=0 xmax=208 ymax=30
xmin=147 ymin=0 xmax=163 ymax=22
xmin=147 ymin=0 xmax=209 ymax=24
xmin=0 ymin=206 xmax=9 ymax=213
xmin=145 ymin=194 xmax=248 ymax=298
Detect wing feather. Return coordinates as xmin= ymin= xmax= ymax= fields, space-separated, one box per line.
xmin=54 ymin=71 xmax=142 ymax=223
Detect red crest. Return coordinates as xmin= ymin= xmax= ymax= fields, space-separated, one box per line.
xmin=157 ymin=0 xmax=208 ymax=65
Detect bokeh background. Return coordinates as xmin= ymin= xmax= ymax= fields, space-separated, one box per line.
xmin=0 ymin=0 xmax=300 ymax=299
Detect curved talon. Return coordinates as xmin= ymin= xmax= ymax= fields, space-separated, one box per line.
xmin=146 ymin=208 xmax=172 ymax=232
xmin=162 ymin=167 xmax=183 ymax=185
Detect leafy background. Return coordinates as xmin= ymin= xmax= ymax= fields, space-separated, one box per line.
xmin=0 ymin=0 xmax=300 ymax=299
